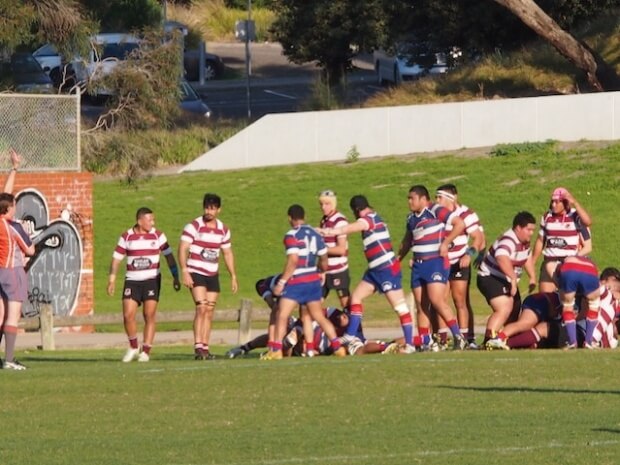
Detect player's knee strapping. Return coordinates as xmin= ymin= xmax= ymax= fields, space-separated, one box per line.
xmin=586 ymin=297 xmax=600 ymax=320
xmin=195 ymin=299 xmax=216 ymax=311
xmin=393 ymin=300 xmax=411 ymax=317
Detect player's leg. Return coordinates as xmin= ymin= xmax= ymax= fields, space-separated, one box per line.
xmin=306 ymin=300 xmax=345 ymax=356
xmin=426 ymin=281 xmax=465 ymax=349
xmin=384 ymin=288 xmax=414 ymax=348
xmin=191 ymin=285 xmax=209 ymax=359
xmin=3 ymin=301 xmax=25 ymax=369
xmin=346 ymin=278 xmax=375 ymax=340
xmin=121 ymin=281 xmax=141 ymax=362
xmin=139 ymin=299 xmax=158 ymax=362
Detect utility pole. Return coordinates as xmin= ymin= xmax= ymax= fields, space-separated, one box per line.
xmin=245 ymin=0 xmax=252 ymax=119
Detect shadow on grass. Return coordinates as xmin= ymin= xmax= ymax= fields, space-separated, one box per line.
xmin=437 ymin=385 xmax=620 ymax=395
xmin=592 ymin=428 xmax=620 ymax=434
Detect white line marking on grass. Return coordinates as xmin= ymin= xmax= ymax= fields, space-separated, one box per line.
xmin=264 ymin=89 xmax=296 ymax=99
xmin=169 ymin=439 xmax=620 ymax=465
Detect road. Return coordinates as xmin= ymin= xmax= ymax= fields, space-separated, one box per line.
xmin=81 ymin=42 xmax=383 ymax=122
xmin=193 ymin=42 xmax=382 ymax=120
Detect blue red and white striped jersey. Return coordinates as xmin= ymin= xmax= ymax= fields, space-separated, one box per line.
xmin=181 ymin=217 xmax=231 ymax=277
xmin=406 ymin=203 xmax=453 ymax=260
xmin=358 ymin=212 xmax=396 ymax=270
xmin=446 ymin=204 xmax=482 ymax=264
xmin=284 ymin=224 xmax=327 ymax=284
xmin=0 ymin=217 xmax=31 ymax=268
xmin=478 ymin=228 xmax=531 ymax=282
xmin=539 ymin=209 xmax=589 ymax=258
xmin=113 ymin=227 xmax=172 ymax=281
xmin=319 ymin=210 xmax=349 ymax=274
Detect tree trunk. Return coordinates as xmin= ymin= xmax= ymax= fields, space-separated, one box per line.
xmin=492 ymin=0 xmax=620 ymax=91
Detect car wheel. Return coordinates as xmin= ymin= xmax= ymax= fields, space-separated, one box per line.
xmin=204 ymin=61 xmax=217 ymax=81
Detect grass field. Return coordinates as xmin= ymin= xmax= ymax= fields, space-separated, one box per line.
xmin=1 ymin=347 xmax=619 ymax=465
xmin=94 ymin=141 xmax=620 ymax=326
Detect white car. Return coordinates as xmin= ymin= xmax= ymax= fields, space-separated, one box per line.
xmin=374 ymin=43 xmax=450 ymax=85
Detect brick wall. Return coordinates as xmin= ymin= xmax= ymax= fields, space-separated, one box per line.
xmin=2 ymin=172 xmax=94 ymax=321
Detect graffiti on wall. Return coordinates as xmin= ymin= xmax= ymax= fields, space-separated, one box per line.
xmin=15 ymin=189 xmax=85 ymax=317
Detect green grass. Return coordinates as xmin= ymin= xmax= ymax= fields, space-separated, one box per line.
xmin=2 ymin=347 xmax=620 ymax=465
xmin=94 ymin=141 xmax=620 ymax=326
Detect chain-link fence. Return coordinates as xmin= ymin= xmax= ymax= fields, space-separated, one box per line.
xmin=0 ymin=93 xmax=80 ymax=171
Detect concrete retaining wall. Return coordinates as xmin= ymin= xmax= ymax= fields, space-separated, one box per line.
xmin=182 ymin=91 xmax=620 ymax=172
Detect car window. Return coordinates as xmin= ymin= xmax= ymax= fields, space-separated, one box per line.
xmin=100 ymin=43 xmax=139 ymax=61
xmin=34 ymin=44 xmax=58 ymax=57
xmin=180 ymin=80 xmax=199 ymax=101
xmin=11 ymin=55 xmax=43 ymax=73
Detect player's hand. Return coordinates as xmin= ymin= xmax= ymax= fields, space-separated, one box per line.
xmin=8 ymin=147 xmax=21 ymax=169
xmin=510 ymin=280 xmax=518 ymax=297
xmin=231 ymin=275 xmax=239 ymax=294
xmin=273 ymin=281 xmax=284 ymax=296
xmin=173 ymin=278 xmax=181 ymax=292
xmin=439 ymin=241 xmax=449 ymax=258
xmin=106 ymin=282 xmax=115 ymax=296
xmin=182 ymin=270 xmax=193 ymax=289
xmin=459 ymin=254 xmax=471 ymax=269
xmin=528 ymin=281 xmax=536 ymax=294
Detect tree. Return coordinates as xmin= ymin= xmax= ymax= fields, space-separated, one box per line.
xmin=78 ymin=0 xmax=162 ymax=33
xmin=0 ymin=0 xmax=92 ymax=55
xmin=492 ymin=0 xmax=620 ymax=91
xmin=271 ymin=0 xmax=388 ymax=86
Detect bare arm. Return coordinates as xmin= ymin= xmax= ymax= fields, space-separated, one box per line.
xmin=273 ymin=253 xmax=298 ymax=296
xmin=398 ymin=230 xmax=413 ymax=262
xmin=440 ymin=215 xmax=465 ymax=258
xmin=178 ymin=240 xmax=193 ymax=288
xmin=564 ymin=190 xmax=592 ymax=227
xmin=496 ymin=255 xmax=519 ymax=296
xmin=106 ymin=257 xmax=123 ymax=296
xmin=3 ymin=148 xmax=20 ymax=194
xmin=221 ymin=247 xmax=238 ymax=293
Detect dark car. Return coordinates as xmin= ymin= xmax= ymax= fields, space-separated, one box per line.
xmin=179 ymin=79 xmax=211 ymax=118
xmin=0 ymin=52 xmax=54 ymax=93
xmin=183 ymin=49 xmax=225 ymax=81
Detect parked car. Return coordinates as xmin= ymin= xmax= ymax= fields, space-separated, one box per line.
xmin=183 ymin=49 xmax=224 ymax=81
xmin=374 ymin=42 xmax=451 ymax=85
xmin=179 ymin=79 xmax=211 ymax=118
xmin=0 ymin=52 xmax=54 ymax=94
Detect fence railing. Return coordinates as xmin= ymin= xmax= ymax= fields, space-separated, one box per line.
xmin=18 ymin=299 xmax=271 ymax=350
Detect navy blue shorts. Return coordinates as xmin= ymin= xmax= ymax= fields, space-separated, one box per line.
xmin=411 ymin=257 xmax=449 ymax=289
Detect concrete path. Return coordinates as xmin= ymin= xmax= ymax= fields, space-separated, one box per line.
xmin=16 ymin=327 xmax=406 ymax=351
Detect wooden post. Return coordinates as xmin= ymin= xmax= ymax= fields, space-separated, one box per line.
xmin=237 ymin=298 xmax=252 ymax=345
xmin=39 ymin=303 xmax=56 ymax=351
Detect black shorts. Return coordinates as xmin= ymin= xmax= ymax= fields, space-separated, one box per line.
xmin=477 ymin=274 xmax=511 ymax=303
xmin=322 ymin=269 xmax=350 ymax=298
xmin=449 ymin=262 xmax=471 ymax=282
xmin=123 ymin=277 xmax=161 ymax=304
xmin=191 ymin=272 xmax=221 ymax=292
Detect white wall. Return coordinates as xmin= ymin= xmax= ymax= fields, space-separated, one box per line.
xmin=181 ymin=91 xmax=620 ymax=172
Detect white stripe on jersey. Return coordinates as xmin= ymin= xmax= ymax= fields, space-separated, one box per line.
xmin=447 ymin=205 xmax=482 ymax=264
xmin=113 ymin=227 xmax=171 ymax=281
xmin=478 ymin=228 xmax=530 ymax=282
xmin=181 ymin=217 xmax=231 ymax=276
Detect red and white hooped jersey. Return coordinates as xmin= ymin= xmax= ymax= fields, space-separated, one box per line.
xmin=320 ymin=210 xmax=349 ymax=274
xmin=539 ymin=209 xmax=589 ymax=258
xmin=446 ymin=204 xmax=482 ymax=265
xmin=478 ymin=228 xmax=530 ymax=282
xmin=181 ymin=217 xmax=231 ymax=277
xmin=113 ymin=227 xmax=173 ymax=281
